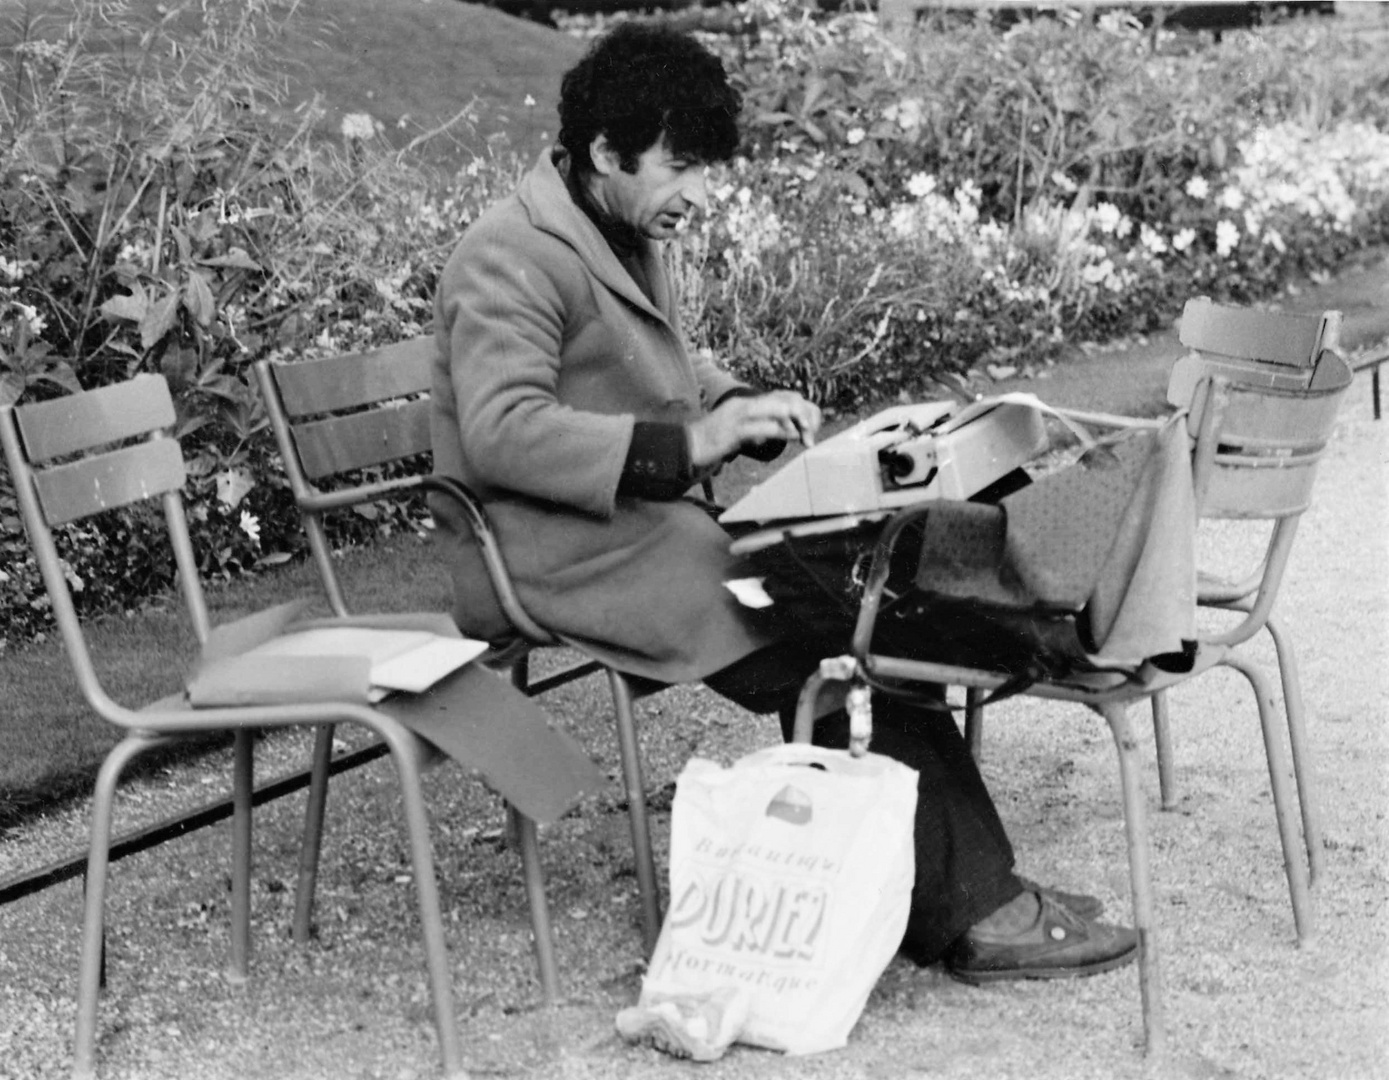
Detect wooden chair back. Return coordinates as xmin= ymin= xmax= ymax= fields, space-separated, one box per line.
xmin=1172 ymin=296 xmax=1342 ymax=397
xmin=1175 ymin=343 xmax=1351 ymax=522
xmin=254 ymin=339 xmax=435 ymax=617
xmin=0 ymin=375 xmax=211 ymax=715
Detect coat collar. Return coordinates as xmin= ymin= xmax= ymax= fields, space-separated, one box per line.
xmin=517 ymin=149 xmax=673 ymax=324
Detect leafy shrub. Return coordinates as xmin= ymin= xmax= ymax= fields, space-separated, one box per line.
xmin=3 ymin=0 xmax=1389 ymax=648
xmin=0 ymin=0 xmax=521 ymax=647
xmin=675 ymin=0 xmax=1389 ymax=397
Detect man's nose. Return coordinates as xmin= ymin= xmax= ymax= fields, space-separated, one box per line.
xmin=681 ymin=168 xmax=708 ymax=213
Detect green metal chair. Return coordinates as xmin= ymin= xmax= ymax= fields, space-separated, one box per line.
xmin=791 ymin=345 xmax=1352 ymax=1060
xmin=1148 ymin=299 xmax=1344 ymax=884
xmin=963 ymin=299 xmax=1344 ymax=889
xmin=254 ymin=341 xmax=667 ymax=954
xmin=0 ymin=373 xmax=594 ymax=1080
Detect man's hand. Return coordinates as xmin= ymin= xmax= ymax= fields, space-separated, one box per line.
xmin=687 ymin=390 xmax=822 ymax=469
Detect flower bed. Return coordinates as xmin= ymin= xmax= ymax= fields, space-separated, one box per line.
xmin=2 ymin=0 xmax=1387 ymax=646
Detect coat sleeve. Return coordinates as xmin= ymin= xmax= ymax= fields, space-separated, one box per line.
xmin=436 ymin=221 xmax=633 ymax=519
xmin=690 ymin=346 xmax=749 ymax=409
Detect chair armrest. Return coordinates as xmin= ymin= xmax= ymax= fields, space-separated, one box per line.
xmin=419 ymin=476 xmax=557 ymax=645
xmin=1052 ymin=407 xmax=1169 ymax=432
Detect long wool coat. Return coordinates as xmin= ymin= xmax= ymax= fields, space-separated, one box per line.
xmin=429 ymin=150 xmax=774 ymax=683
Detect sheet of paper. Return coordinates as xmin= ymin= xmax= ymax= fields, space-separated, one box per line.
xmin=370 ymin=635 xmax=488 ymax=694
xmin=240 ymin=627 xmax=487 ymax=699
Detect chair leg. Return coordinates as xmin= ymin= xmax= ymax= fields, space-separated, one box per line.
xmin=608 ymin=669 xmax=661 ymax=956
xmin=1221 ymin=653 xmax=1315 ymax=943
xmin=229 ymin=728 xmax=254 ymax=984
xmin=963 ymin=687 xmax=985 ymax=762
xmin=1264 ymin=616 xmax=1324 ymax=886
xmin=1101 ymin=703 xmax=1165 ymax=1061
xmin=1151 ymin=690 xmax=1177 ymax=810
xmin=510 ymin=805 xmax=559 ymax=1005
xmin=73 ymin=733 xmax=169 ymax=1080
xmin=381 ymin=727 xmax=465 ymax=1078
xmin=292 ymin=723 xmax=337 ymax=945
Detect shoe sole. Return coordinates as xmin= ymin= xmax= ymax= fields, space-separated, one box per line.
xmin=947 ymin=940 xmax=1139 ymax=986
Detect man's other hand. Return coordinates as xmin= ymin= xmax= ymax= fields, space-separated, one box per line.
xmin=688 ymin=390 xmax=822 ymax=468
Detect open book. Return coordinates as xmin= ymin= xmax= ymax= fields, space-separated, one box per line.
xmin=188 ymin=625 xmax=489 ymax=706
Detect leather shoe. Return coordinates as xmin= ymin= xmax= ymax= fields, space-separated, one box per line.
xmin=1017 ymin=876 xmax=1104 ymax=921
xmin=945 ymin=891 xmax=1138 ymax=985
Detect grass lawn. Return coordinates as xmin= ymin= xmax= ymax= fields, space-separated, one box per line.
xmin=0 ymin=535 xmax=450 ymax=829
xmin=3 ymin=0 xmax=584 ymax=165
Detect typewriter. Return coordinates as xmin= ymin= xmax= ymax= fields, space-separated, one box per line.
xmin=719 ymin=397 xmax=1048 ymax=534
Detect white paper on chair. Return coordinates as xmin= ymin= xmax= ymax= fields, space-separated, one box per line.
xmin=239 ymin=627 xmax=488 ymax=701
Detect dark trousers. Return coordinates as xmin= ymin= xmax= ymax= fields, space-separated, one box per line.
xmin=704 ymin=639 xmax=1023 ymax=963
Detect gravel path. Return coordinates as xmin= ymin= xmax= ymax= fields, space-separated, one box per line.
xmin=1 ymin=323 xmax=1386 ymax=1078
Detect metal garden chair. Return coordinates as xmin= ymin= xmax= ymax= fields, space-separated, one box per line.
xmin=964 ymin=299 xmax=1344 ymax=887
xmin=255 ymin=340 xmax=668 ymax=954
xmin=1149 ymin=299 xmax=1343 ymax=880
xmin=790 ymin=343 xmax=1353 ymax=1059
xmin=0 ymin=373 xmax=597 ymax=1080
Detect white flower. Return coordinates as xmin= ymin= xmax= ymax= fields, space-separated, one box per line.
xmin=1139 ymin=224 xmax=1168 ymax=255
xmin=1082 ymin=258 xmax=1115 ymax=285
xmin=895 ymin=98 xmax=924 ymax=133
xmin=1172 ymin=227 xmax=1197 ymax=252
xmin=1092 ymin=202 xmax=1122 ymax=234
xmin=1185 ymin=175 xmax=1210 ymax=199
xmin=1218 ymin=186 xmax=1244 ymax=210
xmin=0 ymin=256 xmax=25 ymax=282
xmin=16 ymin=302 xmax=45 ymax=335
xmin=523 ymin=94 xmax=536 ymax=107
xmin=1215 ymin=219 xmax=1240 ymax=257
xmin=846 ymin=127 xmax=866 ymax=146
xmin=906 ymin=172 xmax=937 ymax=199
xmin=1263 ymin=228 xmax=1287 ymax=253
xmin=340 ymin=112 xmax=377 ymax=141
xmin=239 ymin=510 xmax=261 ymax=546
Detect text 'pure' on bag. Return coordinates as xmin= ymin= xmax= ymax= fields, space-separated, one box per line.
xmin=636 ymin=743 xmax=918 ymax=1056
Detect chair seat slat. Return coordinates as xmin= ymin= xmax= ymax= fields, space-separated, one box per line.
xmin=274 ymin=340 xmax=434 ymax=418
xmin=293 ymin=399 xmax=432 ymax=479
xmin=33 ymin=438 xmax=186 ymax=525
xmin=15 ymin=375 xmax=174 ymax=463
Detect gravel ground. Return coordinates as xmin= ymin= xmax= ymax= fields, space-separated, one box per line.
xmin=2 ymin=349 xmax=1386 ymax=1078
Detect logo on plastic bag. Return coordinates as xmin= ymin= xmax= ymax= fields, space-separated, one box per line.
xmin=765 ymin=784 xmax=812 ymax=825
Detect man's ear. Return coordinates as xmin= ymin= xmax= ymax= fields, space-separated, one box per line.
xmin=589 ymin=134 xmax=619 ymax=177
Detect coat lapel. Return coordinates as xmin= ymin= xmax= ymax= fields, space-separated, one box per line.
xmin=518 ymin=151 xmax=670 ymax=326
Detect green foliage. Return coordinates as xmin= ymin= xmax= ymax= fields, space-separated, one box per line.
xmin=677 ymin=0 xmax=1389 ymax=400
xmin=3 ymin=0 xmax=1389 ymax=648
xmin=0 ymin=0 xmax=519 ymax=646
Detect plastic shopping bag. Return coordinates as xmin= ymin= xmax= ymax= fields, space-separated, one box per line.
xmin=635 ymin=743 xmax=918 ymax=1056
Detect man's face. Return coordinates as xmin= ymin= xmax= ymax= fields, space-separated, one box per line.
xmin=589 ymin=135 xmax=709 ymax=241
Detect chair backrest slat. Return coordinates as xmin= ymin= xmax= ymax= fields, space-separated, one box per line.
xmin=292 ymin=398 xmax=432 ymax=480
xmin=273 ymin=339 xmax=434 ymax=419
xmin=15 ymin=374 xmax=174 ymax=462
xmin=1189 ymin=357 xmax=1349 ymax=520
xmin=32 ymin=438 xmax=186 ymax=525
xmin=1203 ymin=453 xmax=1323 ymax=519
xmin=1179 ymin=297 xmax=1329 ymax=369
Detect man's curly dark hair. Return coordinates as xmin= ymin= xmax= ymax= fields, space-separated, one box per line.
xmin=558 ymin=23 xmax=742 ymax=174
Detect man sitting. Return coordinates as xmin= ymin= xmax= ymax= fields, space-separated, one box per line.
xmin=429 ymin=20 xmax=1137 ymax=1008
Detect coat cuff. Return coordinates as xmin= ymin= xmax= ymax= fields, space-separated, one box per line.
xmin=617 ymin=421 xmax=697 ymax=500
xmin=712 ymin=386 xmax=787 ymax=463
